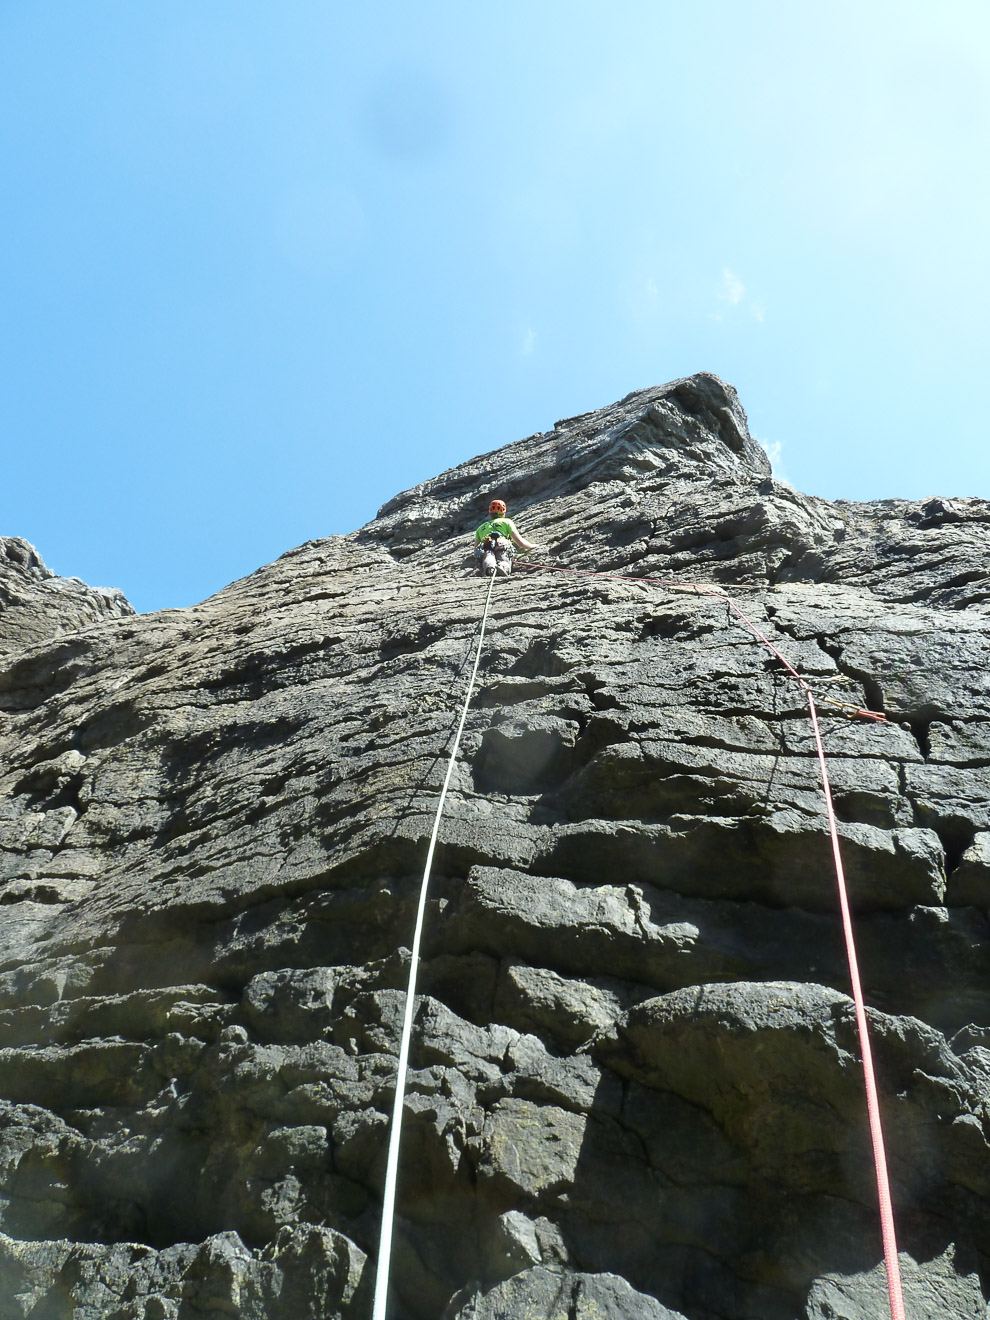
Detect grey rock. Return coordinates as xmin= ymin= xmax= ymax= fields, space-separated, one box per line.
xmin=0 ymin=1223 xmax=367 ymax=1319
xmin=0 ymin=537 xmax=133 ymax=655
xmin=485 ymin=1210 xmax=544 ymax=1276
xmin=950 ymin=831 xmax=990 ymax=907
xmin=804 ymin=1247 xmax=986 ymax=1319
xmin=1 ymin=374 xmax=990 ymax=1317
xmin=448 ymin=1267 xmax=691 ymax=1320
xmin=444 ymin=1266 xmax=689 ymax=1319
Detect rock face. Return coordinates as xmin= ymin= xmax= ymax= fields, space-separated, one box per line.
xmin=1 ymin=372 xmax=990 ymax=1318
xmin=0 ymin=537 xmax=134 ymax=655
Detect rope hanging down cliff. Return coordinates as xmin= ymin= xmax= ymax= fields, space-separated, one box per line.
xmin=516 ymin=558 xmax=906 ymax=1320
xmin=371 ymin=570 xmax=498 ymax=1320
xmin=372 ymin=557 xmax=905 ymax=1320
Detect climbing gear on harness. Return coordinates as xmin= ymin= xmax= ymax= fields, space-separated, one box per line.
xmin=476 ymin=531 xmax=514 ymax=577
xmin=483 ymin=533 xmax=511 ymax=556
xmin=489 ymin=499 xmax=507 ymax=515
xmin=372 ymin=572 xmax=499 ymax=1320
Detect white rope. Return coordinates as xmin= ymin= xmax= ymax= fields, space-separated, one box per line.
xmin=371 ymin=569 xmax=499 ymax=1320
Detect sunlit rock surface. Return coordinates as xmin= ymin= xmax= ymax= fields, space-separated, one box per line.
xmin=1 ymin=373 xmax=990 ymax=1318
xmin=0 ymin=537 xmax=133 ymax=655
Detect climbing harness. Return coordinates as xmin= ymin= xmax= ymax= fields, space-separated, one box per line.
xmin=372 ymin=571 xmax=499 ymax=1320
xmin=373 ymin=555 xmax=905 ymax=1320
xmin=476 ymin=531 xmax=514 ymax=577
xmin=515 ymin=558 xmax=905 ymax=1320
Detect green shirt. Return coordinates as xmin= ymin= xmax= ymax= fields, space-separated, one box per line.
xmin=475 ymin=517 xmax=518 ymax=544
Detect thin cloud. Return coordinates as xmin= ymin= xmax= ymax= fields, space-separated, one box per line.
xmin=757 ymin=435 xmax=786 ymax=480
xmin=713 ymin=268 xmax=765 ymax=323
xmin=720 ymin=268 xmax=745 ymax=305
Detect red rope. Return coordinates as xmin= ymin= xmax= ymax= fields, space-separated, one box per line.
xmin=516 ymin=558 xmax=906 ymax=1317
xmin=805 ymin=689 xmax=906 ymax=1320
xmin=520 ymin=557 xmax=892 ymax=723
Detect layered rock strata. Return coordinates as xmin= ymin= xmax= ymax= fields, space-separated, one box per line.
xmin=0 ymin=374 xmax=989 ymax=1318
xmin=0 ymin=537 xmax=134 ymax=655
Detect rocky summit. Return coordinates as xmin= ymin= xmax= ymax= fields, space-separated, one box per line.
xmin=1 ymin=372 xmax=990 ymax=1320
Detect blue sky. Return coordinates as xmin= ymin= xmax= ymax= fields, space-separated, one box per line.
xmin=3 ymin=1 xmax=989 ymax=612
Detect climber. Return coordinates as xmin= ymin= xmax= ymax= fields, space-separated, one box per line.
xmin=474 ymin=499 xmax=536 ymax=576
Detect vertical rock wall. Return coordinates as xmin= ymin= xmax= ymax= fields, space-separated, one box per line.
xmin=1 ymin=375 xmax=989 ymax=1318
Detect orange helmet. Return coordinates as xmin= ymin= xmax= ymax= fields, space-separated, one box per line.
xmin=489 ymin=499 xmax=507 ymax=516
